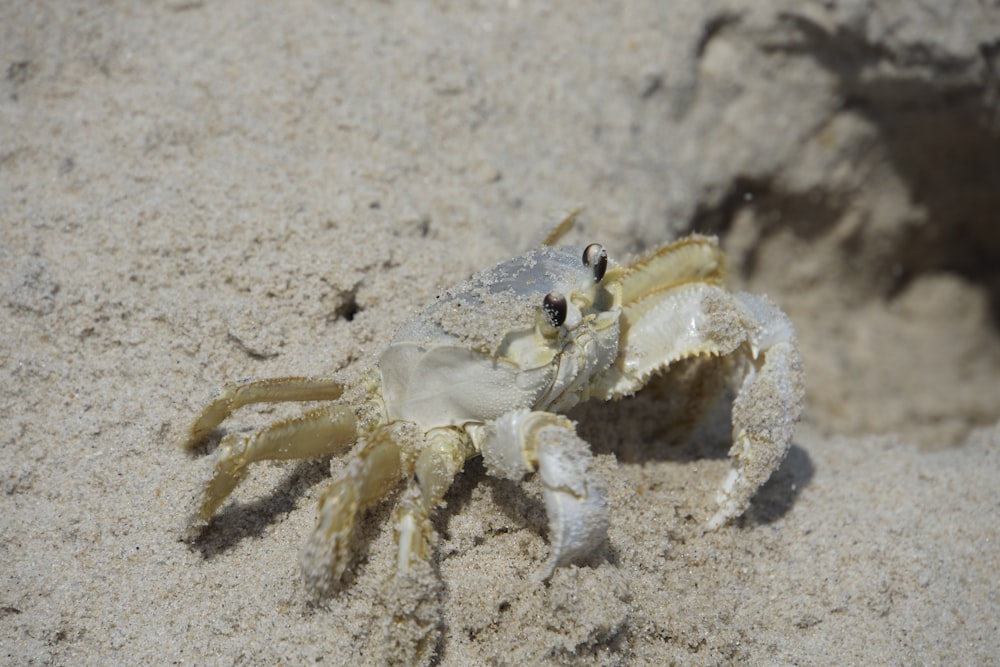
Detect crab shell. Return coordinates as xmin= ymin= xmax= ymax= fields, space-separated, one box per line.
xmin=181 ymin=231 xmax=804 ymax=656
xmin=379 ymin=245 xmax=623 ymax=430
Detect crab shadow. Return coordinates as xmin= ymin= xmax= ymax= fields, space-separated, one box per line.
xmin=187 ymin=455 xmax=404 ymax=595
xmin=569 ymin=372 xmax=815 ymax=527
xmin=426 ymin=466 xmax=615 ymax=595
xmin=429 ymin=456 xmax=536 ymax=544
xmin=424 ymin=372 xmax=815 ymax=585
xmin=186 ymin=453 xmax=331 ymax=559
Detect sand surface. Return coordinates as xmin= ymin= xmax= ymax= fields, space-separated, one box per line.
xmin=3 ymin=2 xmax=999 ymax=665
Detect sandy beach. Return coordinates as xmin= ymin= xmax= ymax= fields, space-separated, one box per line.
xmin=3 ymin=2 xmax=998 ymax=664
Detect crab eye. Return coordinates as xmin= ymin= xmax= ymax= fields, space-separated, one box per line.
xmin=542 ymin=291 xmax=568 ymax=328
xmin=583 ymin=243 xmax=608 ymax=282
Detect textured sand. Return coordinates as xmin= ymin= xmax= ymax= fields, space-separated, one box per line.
xmin=3 ymin=2 xmax=998 ymax=665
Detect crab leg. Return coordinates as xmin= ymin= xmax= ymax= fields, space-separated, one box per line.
xmin=476 ymin=410 xmax=608 ymax=579
xmin=180 ymin=376 xmax=346 ymax=449
xmin=188 ymin=404 xmax=358 ymax=535
xmin=596 ymin=276 xmax=804 ymax=528
xmin=395 ymin=428 xmax=473 ymax=571
xmin=299 ymin=422 xmax=411 ymax=597
xmin=706 ymin=293 xmax=805 ymax=529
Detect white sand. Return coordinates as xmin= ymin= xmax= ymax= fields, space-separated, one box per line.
xmin=3 ymin=2 xmax=997 ymax=665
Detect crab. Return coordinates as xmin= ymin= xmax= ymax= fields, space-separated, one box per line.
xmin=180 ymin=220 xmax=804 ymax=635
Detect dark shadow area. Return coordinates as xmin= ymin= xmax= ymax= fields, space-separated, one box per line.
xmin=436 ymin=456 xmax=614 ymax=577
xmin=326 ymin=283 xmax=362 ymax=323
xmin=574 ymin=367 xmax=737 ymax=464
xmin=781 ymin=13 xmax=1000 ymax=323
xmin=188 ymin=457 xmax=331 ymax=558
xmin=485 ymin=476 xmax=550 ymax=556
xmin=693 ymin=14 xmax=1000 ymax=326
xmin=189 ymin=453 xmax=406 ymax=597
xmin=687 ymin=17 xmax=1000 ymax=444
xmin=572 ymin=369 xmax=814 ymax=526
xmin=690 ymin=177 xmax=850 ymax=280
xmin=853 ymin=88 xmax=1000 ymax=314
xmin=741 ymin=443 xmax=814 ymax=527
xmin=431 ymin=455 xmax=491 ymax=539
xmin=438 ymin=456 xmax=552 ymax=559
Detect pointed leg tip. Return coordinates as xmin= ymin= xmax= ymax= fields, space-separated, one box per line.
xmin=183 ymin=512 xmax=209 ymax=543
xmin=532 ymin=560 xmax=557 ymax=583
xmin=299 ymin=542 xmax=348 ymax=600
xmin=178 ymin=429 xmax=208 ymax=452
xmin=705 ymin=511 xmax=728 ymax=532
xmin=299 ymin=510 xmax=355 ymax=599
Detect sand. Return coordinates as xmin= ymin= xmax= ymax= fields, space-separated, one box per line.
xmin=3 ymin=2 xmax=998 ymax=665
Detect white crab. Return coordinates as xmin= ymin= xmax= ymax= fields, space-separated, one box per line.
xmin=181 ymin=223 xmax=804 ymax=604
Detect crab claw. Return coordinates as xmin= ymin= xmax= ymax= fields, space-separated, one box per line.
xmin=535 ymin=432 xmax=609 ymax=578
xmin=479 ymin=410 xmax=608 ymax=579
